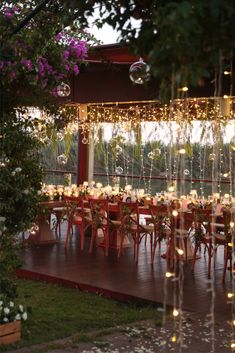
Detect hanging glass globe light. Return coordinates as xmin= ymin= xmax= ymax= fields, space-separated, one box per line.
xmin=129 ymin=58 xmax=150 ymax=84
xmin=57 ymin=154 xmax=68 ymax=165
xmin=183 ymin=169 xmax=190 ymax=176
xmin=115 ymin=166 xmax=123 ymax=175
xmin=56 ymin=82 xmax=71 ymax=97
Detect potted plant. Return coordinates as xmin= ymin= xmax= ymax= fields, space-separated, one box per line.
xmin=0 ymin=297 xmax=27 ymax=345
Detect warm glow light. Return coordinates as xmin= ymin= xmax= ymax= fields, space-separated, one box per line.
xmin=233 ymin=320 xmax=235 ymax=326
xmin=125 ymin=185 xmax=132 ymax=191
xmin=228 ymin=243 xmax=233 ymax=247
xmin=227 ymin=293 xmax=234 ymax=298
xmin=230 ymin=222 xmax=234 ymax=228
xmin=224 ymin=193 xmax=230 ymax=198
xmin=168 ymin=186 xmax=175 ymax=192
xmin=176 ymin=248 xmax=184 ymax=255
xmin=165 ymin=272 xmax=174 ymax=278
xmin=173 ymin=309 xmax=179 ymax=317
xmin=231 ymin=342 xmax=235 ymax=349
xmin=224 ymin=70 xmax=231 ymax=75
xmin=172 ymin=210 xmax=178 ymax=217
xmin=179 ymin=86 xmax=189 ymax=92
xmin=171 ymin=335 xmax=177 ymax=342
xmin=213 ymin=193 xmax=220 ymax=199
xmin=178 ymin=148 xmax=186 ymax=154
xmin=223 ymin=95 xmax=229 ymax=99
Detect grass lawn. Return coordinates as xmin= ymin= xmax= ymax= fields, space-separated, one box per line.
xmin=0 ymin=279 xmax=163 ymax=352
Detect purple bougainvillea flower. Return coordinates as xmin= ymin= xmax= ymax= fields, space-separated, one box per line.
xmin=21 ymin=59 xmax=33 ymax=71
xmin=55 ymin=32 xmax=63 ymax=41
xmin=64 ymin=64 xmax=70 ymax=71
xmin=4 ymin=10 xmax=13 ymax=19
xmin=73 ymin=65 xmax=79 ymax=75
xmin=10 ymin=71 xmax=16 ymax=79
xmin=63 ymin=50 xmax=70 ymax=60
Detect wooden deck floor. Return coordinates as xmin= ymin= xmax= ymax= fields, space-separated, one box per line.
xmin=18 ymin=230 xmax=233 ymax=321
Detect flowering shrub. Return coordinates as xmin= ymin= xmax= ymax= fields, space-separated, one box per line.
xmin=0 ymin=2 xmax=95 ymax=96
xmin=0 ymin=297 xmax=27 ymax=324
xmin=0 ymin=0 xmax=96 ymax=300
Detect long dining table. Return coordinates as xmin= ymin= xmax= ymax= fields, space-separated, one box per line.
xmin=31 ymin=198 xmax=228 ymax=265
xmin=30 ymin=200 xmax=153 ymax=245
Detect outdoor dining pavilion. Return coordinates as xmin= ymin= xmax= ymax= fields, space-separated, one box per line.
xmin=17 ymin=43 xmax=235 ymax=349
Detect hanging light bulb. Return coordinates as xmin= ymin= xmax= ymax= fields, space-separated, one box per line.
xmin=56 ymin=82 xmax=71 ymax=97
xmin=172 ymin=210 xmax=178 ymax=217
xmin=173 ymin=309 xmax=179 ymax=317
xmin=178 ymin=148 xmax=186 ymax=154
xmin=165 ymin=272 xmax=175 ymax=278
xmin=129 ymin=58 xmax=150 ymax=84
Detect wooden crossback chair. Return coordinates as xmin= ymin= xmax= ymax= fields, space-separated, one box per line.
xmin=168 ymin=211 xmax=194 ymax=269
xmin=148 ymin=205 xmax=170 ymax=264
xmin=111 ymin=202 xmax=155 ymax=263
xmin=218 ymin=209 xmax=234 ymax=282
xmin=64 ymin=195 xmax=91 ymax=250
xmin=88 ymin=199 xmax=111 ymax=256
xmin=191 ymin=208 xmax=212 ymax=277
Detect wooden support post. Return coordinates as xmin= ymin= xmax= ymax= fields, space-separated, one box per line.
xmin=88 ymin=135 xmax=94 ymax=183
xmin=77 ymin=105 xmax=89 ymax=185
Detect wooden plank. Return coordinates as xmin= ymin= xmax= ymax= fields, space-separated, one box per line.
xmin=0 ymin=321 xmax=21 ymax=345
xmin=17 ymin=230 xmax=231 ymax=322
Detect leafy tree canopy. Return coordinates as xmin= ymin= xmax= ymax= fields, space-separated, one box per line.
xmin=64 ymin=0 xmax=235 ymax=100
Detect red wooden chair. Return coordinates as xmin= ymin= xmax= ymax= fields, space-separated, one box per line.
xmin=111 ymin=202 xmax=154 ymax=263
xmin=191 ymin=208 xmax=213 ymax=277
xmin=218 ymin=210 xmax=234 ymax=282
xmin=88 ymin=199 xmax=111 ymax=256
xmin=64 ymin=195 xmax=91 ymax=250
xmin=148 ymin=205 xmax=171 ymax=264
xmin=167 ymin=211 xmax=194 ymax=269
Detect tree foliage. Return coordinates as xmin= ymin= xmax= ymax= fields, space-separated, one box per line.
xmin=64 ymin=0 xmax=235 ymax=100
xmin=0 ymin=0 xmax=94 ymax=299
